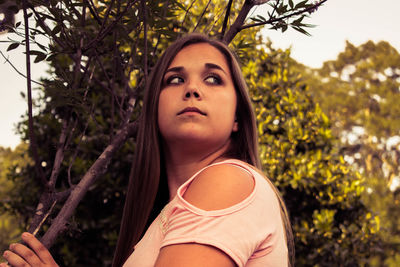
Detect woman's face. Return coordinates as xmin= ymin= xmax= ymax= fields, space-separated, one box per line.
xmin=158 ymin=43 xmax=238 ymax=150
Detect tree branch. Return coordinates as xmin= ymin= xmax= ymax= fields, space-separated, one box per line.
xmin=40 ymin=120 xmax=138 ymax=248
xmin=222 ymin=0 xmax=254 ymax=44
xmin=240 ymin=0 xmax=328 ymax=30
xmin=222 ymin=0 xmax=327 ymax=43
xmin=219 ymin=0 xmax=234 ymax=39
xmin=249 ymin=0 xmax=271 ymax=4
xmin=28 ymin=187 xmax=75 ymax=235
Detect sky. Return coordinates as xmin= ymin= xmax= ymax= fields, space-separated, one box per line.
xmin=1 ymin=0 xmax=400 ymax=149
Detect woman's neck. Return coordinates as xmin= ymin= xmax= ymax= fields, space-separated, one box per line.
xmin=163 ymin=140 xmax=231 ymax=200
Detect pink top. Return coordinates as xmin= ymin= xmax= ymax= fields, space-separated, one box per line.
xmin=123 ymin=159 xmax=288 ymax=267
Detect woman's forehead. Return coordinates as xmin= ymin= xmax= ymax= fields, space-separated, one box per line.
xmin=168 ymin=43 xmax=230 ymax=71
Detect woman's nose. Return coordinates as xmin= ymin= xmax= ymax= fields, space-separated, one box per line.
xmin=184 ymin=90 xmax=201 ymax=99
xmin=183 ymin=84 xmax=202 ymax=100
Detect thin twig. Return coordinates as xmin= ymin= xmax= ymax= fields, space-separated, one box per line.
xmin=66 ymin=64 xmax=96 ymax=187
xmin=68 ymin=2 xmax=83 ymax=20
xmin=84 ymin=0 xmax=139 ymax=53
xmin=0 ymin=51 xmax=45 ymax=87
xmin=65 ymin=118 xmax=77 ymax=181
xmin=269 ymin=0 xmax=280 ymax=20
xmin=93 ymin=51 xmax=122 ymax=109
xmin=100 ymin=0 xmax=116 ymax=30
xmin=28 ymin=4 xmax=67 ymax=50
xmin=81 ymin=0 xmax=87 ymax=27
xmin=85 ymin=0 xmax=103 ymax=25
xmin=141 ymin=0 xmax=148 ymax=84
xmin=180 ymin=0 xmax=197 ymax=30
xmin=67 ymin=107 xmax=91 ymax=187
xmin=32 ymin=200 xmax=57 ymax=237
xmin=48 ymin=118 xmax=69 ymax=189
xmin=72 ymin=36 xmax=84 ymax=90
xmin=59 ymin=10 xmax=74 ymax=49
xmin=23 ymin=0 xmax=47 ymax=187
xmin=206 ymin=7 xmax=226 ymax=35
xmin=78 ymin=56 xmax=93 ymax=90
xmin=192 ymin=0 xmax=212 ymax=32
xmin=111 ymin=34 xmax=118 ymax=141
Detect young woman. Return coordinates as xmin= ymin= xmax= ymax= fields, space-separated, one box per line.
xmin=1 ymin=34 xmax=294 ymax=267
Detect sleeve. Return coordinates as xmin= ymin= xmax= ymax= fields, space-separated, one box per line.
xmin=160 ymin=181 xmax=283 ymax=267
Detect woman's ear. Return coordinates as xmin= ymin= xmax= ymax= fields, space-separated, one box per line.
xmin=232 ymin=118 xmax=239 ymax=132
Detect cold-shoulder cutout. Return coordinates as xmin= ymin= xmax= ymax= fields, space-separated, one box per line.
xmin=182 ymin=163 xmax=255 ymax=211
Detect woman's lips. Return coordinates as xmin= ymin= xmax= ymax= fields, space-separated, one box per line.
xmin=177 ymin=107 xmax=206 ymax=115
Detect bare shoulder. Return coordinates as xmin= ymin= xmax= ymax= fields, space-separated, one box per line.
xmin=182 ymin=163 xmax=254 ymax=211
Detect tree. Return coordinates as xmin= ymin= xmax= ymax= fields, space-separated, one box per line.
xmin=239 ymin=38 xmax=380 ymax=265
xmin=302 ymin=40 xmax=400 ymax=266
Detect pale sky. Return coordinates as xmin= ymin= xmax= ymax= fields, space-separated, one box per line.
xmin=1 ymin=0 xmax=400 ymax=149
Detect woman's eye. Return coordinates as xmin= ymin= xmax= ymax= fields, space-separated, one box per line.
xmin=166 ymin=76 xmax=184 ymax=85
xmin=205 ymin=75 xmax=222 ymax=85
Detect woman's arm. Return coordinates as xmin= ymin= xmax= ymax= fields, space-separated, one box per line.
xmin=1 ymin=232 xmax=58 ymax=267
xmin=155 ymin=243 xmax=236 ymax=267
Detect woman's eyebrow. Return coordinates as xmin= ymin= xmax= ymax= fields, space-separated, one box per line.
xmin=165 ymin=66 xmax=184 ymax=74
xmin=205 ymin=63 xmax=227 ymax=74
xmin=164 ymin=63 xmax=227 ymax=75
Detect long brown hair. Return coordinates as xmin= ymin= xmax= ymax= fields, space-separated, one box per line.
xmin=112 ymin=33 xmax=294 ymax=267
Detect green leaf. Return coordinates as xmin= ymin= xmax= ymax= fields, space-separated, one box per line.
xmin=29 ymin=50 xmax=46 ymax=56
xmin=295 ymin=0 xmax=308 ymax=9
xmin=7 ymin=43 xmax=20 ymax=52
xmin=250 ymin=17 xmax=265 ymax=23
xmin=292 ymin=26 xmax=311 ymax=36
xmin=256 ymin=15 xmax=267 ymax=22
xmin=37 ymin=43 xmax=48 ymax=52
xmin=46 ymin=54 xmax=57 ymax=62
xmin=173 ymin=0 xmax=186 ymax=11
xmin=293 ymin=15 xmax=305 ymax=25
xmin=276 ymin=3 xmax=288 ymax=15
xmin=32 ymin=51 xmax=47 ymax=62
